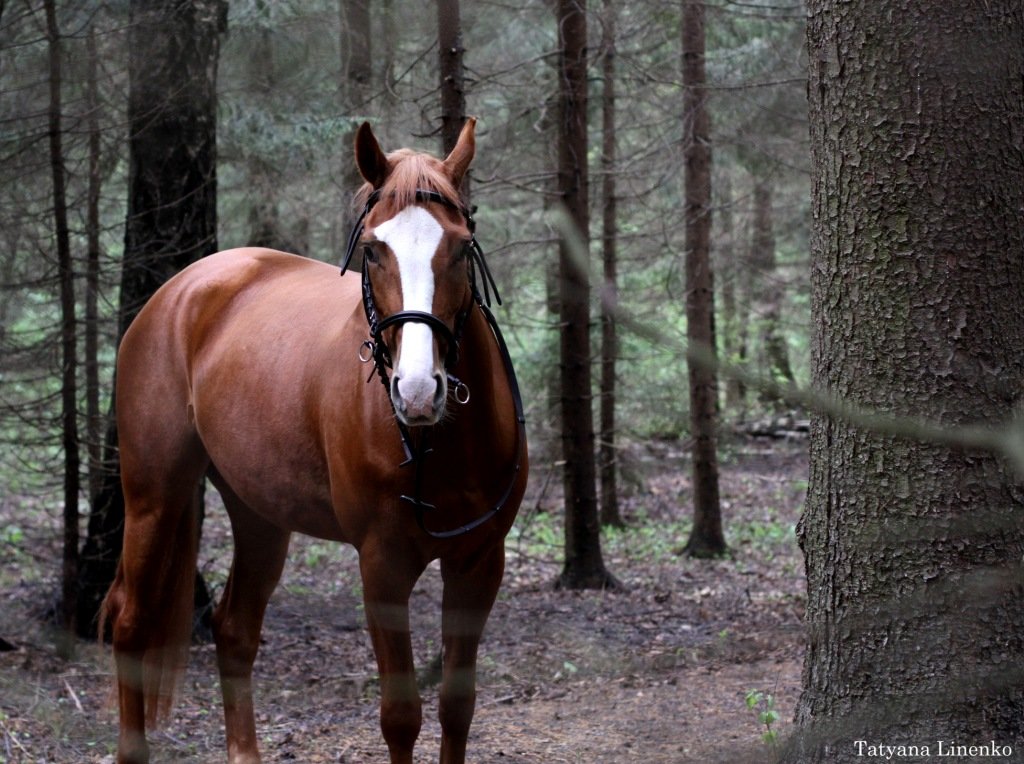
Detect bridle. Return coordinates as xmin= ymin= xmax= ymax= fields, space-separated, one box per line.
xmin=340 ymin=188 xmax=525 ymax=538
xmin=342 ymin=189 xmax=491 ymax=388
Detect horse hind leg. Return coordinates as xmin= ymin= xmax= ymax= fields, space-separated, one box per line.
xmin=210 ymin=481 xmax=291 ymax=764
xmin=102 ymin=461 xmax=207 ymax=764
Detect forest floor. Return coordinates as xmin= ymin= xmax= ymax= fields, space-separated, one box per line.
xmin=0 ymin=437 xmax=808 ymax=763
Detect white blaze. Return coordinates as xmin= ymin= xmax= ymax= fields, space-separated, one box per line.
xmin=373 ymin=206 xmax=444 ymax=416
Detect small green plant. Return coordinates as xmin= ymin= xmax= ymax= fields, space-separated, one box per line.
xmin=303 ymin=541 xmax=332 ymax=568
xmin=553 ymin=659 xmax=579 ymax=682
xmin=745 ymin=688 xmax=780 ymax=747
xmin=2 ymin=523 xmax=24 ymax=547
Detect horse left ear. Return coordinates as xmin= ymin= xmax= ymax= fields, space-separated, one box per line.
xmin=355 ymin=122 xmax=389 ymax=188
xmin=443 ymin=117 xmax=476 ymax=187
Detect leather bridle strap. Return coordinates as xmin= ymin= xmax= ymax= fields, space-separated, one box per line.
xmin=376 ymin=311 xmax=460 ymax=370
xmin=403 ymin=300 xmax=526 ymax=538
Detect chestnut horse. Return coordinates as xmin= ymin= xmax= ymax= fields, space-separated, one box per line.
xmin=102 ymin=119 xmax=528 ymax=764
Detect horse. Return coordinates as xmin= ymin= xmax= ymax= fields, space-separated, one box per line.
xmin=101 ymin=118 xmax=528 ymax=764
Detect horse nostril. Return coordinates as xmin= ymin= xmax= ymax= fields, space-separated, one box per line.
xmin=391 ymin=375 xmax=406 ymax=410
xmin=433 ymin=373 xmax=446 ymax=408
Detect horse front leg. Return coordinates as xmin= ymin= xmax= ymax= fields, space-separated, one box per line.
xmin=438 ymin=544 xmax=505 ymax=764
xmin=360 ymin=544 xmax=425 ymax=764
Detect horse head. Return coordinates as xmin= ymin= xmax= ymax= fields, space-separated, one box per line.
xmin=352 ymin=120 xmax=478 ymax=427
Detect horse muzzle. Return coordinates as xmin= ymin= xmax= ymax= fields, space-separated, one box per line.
xmin=392 ymin=370 xmax=447 ymax=426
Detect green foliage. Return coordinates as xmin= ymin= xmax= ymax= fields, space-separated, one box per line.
xmin=745 ymin=688 xmax=780 ymax=747
xmin=601 ymin=510 xmax=694 ymax=563
xmin=732 ymin=515 xmax=795 ymax=559
xmin=512 ymin=504 xmax=696 ymax=565
xmin=2 ymin=524 xmax=24 ymax=554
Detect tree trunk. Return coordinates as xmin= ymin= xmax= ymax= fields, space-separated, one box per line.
xmin=554 ymin=0 xmax=616 ymax=590
xmin=340 ymin=0 xmax=373 ymax=233
xmin=437 ymin=0 xmax=466 ymax=163
xmin=750 ymin=176 xmax=793 ymax=405
xmin=681 ymin=0 xmax=725 ymax=559
xmin=44 ymin=0 xmax=79 ymax=658
xmin=790 ymin=3 xmax=1024 ymax=760
xmin=247 ymin=0 xmax=292 ymax=252
xmin=77 ymin=0 xmax=227 ymax=639
xmin=718 ymin=171 xmax=746 ymax=415
xmin=340 ymin=0 xmax=372 ymax=103
xmin=380 ymin=0 xmax=397 ymax=104
xmin=598 ymin=0 xmax=623 ymax=529
xmin=84 ymin=23 xmax=103 ymax=504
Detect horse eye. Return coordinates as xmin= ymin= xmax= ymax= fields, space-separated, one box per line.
xmin=363 ymin=244 xmax=379 ymax=264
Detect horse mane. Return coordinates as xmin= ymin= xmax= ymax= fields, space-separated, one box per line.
xmin=354 ymin=148 xmax=463 ymax=213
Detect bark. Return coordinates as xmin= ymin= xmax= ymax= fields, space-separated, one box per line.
xmin=44 ymin=0 xmax=79 ymax=658
xmin=790 ymin=2 xmax=1024 ymax=760
xmin=681 ymin=0 xmax=725 ymax=558
xmin=598 ymin=0 xmax=623 ymax=528
xmin=77 ymin=0 xmax=227 ymax=639
xmin=554 ymin=0 xmax=616 ymax=590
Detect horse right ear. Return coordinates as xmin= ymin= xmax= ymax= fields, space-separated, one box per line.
xmin=355 ymin=122 xmax=389 ymax=188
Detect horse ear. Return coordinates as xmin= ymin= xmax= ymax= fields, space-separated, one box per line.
xmin=355 ymin=122 xmax=389 ymax=188
xmin=443 ymin=117 xmax=476 ymax=187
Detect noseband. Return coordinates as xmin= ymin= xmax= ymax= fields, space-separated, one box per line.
xmin=340 ymin=188 xmax=524 ymax=538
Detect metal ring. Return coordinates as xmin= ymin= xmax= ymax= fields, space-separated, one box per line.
xmin=453 ymin=381 xmax=471 ymax=405
xmin=358 ymin=340 xmax=375 ymax=363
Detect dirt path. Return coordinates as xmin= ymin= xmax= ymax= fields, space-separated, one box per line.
xmin=0 ymin=439 xmax=807 ymax=762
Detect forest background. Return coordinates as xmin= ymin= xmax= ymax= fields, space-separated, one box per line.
xmin=0 ymin=0 xmax=810 ymax=758
xmin=5 ymin=0 xmax=1022 ymax=762
xmin=0 ymin=0 xmax=808 ymax=509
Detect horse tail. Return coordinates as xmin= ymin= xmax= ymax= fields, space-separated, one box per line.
xmin=101 ymin=487 xmax=202 ymax=727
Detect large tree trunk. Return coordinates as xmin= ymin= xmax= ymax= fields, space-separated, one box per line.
xmin=598 ymin=0 xmax=622 ymax=529
xmin=554 ymin=0 xmax=616 ymax=590
xmin=77 ymin=0 xmax=227 ymax=639
xmin=790 ymin=2 xmax=1024 ymax=760
xmin=44 ymin=0 xmax=79 ymax=658
xmin=681 ymin=0 xmax=725 ymax=558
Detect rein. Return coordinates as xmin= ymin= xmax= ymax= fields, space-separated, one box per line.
xmin=341 ymin=188 xmax=525 ymax=538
